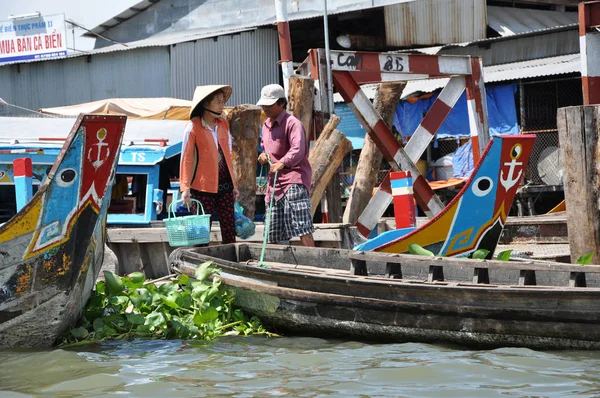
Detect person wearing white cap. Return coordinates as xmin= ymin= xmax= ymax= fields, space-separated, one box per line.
xmin=180 ymin=85 xmax=239 ymax=244
xmin=257 ymin=84 xmax=315 ymax=247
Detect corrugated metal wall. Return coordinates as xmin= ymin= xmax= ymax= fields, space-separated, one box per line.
xmin=440 ymin=29 xmax=579 ymax=66
xmin=0 ymin=47 xmax=171 ymax=110
xmin=0 ymin=29 xmax=278 ymax=111
xmin=170 ymin=29 xmax=279 ymax=105
xmin=384 ymin=0 xmax=487 ymax=46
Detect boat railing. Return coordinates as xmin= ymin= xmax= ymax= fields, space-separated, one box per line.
xmin=349 ymin=251 xmax=598 ymax=288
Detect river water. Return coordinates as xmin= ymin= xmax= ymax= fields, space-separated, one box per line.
xmin=1 ymin=337 xmax=600 ymax=397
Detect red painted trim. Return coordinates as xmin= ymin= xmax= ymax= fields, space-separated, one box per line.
xmin=421 ymin=99 xmax=452 ymax=134
xmin=380 ymin=171 xmax=392 ymax=194
xmin=408 ymin=54 xmax=440 ymax=75
xmin=13 ymin=157 xmax=32 ymax=178
xmin=413 ymin=175 xmax=432 ymax=213
xmin=582 ymin=76 xmax=600 ymax=105
xmin=355 ymin=221 xmax=371 ymax=238
xmin=308 ymin=49 xmax=320 ymax=81
xmin=390 ymin=171 xmax=411 ymax=180
xmin=580 ymin=1 xmax=600 ymax=36
xmin=277 ymin=21 xmax=293 ymax=62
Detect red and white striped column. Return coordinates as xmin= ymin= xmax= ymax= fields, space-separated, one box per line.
xmin=275 ymin=0 xmax=294 ymax=96
xmin=465 ymin=57 xmax=490 ymax=163
xmin=579 ymin=1 xmax=600 ymax=105
xmin=390 ymin=171 xmax=416 ymax=229
xmin=333 ymin=70 xmax=444 ymax=237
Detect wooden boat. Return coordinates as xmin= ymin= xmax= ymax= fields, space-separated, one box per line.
xmin=0 ymin=114 xmax=126 ymax=348
xmin=170 ymin=243 xmax=600 ymax=350
xmin=354 ymin=135 xmax=537 ymax=258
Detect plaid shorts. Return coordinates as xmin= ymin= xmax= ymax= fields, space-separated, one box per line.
xmin=267 ymin=184 xmax=315 ymax=243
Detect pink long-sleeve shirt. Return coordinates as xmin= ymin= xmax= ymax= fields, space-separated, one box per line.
xmin=261 ymin=111 xmax=312 ymax=203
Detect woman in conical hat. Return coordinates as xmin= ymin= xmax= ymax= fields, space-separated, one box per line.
xmin=180 ymin=85 xmax=238 ymax=244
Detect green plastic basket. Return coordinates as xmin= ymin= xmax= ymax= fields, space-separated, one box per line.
xmin=164 ymin=199 xmax=211 ymax=246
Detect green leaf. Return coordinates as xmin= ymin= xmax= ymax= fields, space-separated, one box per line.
xmin=176 ymin=274 xmax=190 ymax=286
xmin=496 ymin=250 xmax=513 ymax=261
xmin=163 ymin=292 xmax=181 ymax=309
xmin=195 ymin=261 xmax=219 ymax=282
xmin=103 ymin=271 xmax=124 ymax=297
xmin=70 ymin=327 xmax=89 ymax=339
xmin=194 ymin=307 xmax=219 ymax=325
xmin=408 ymin=243 xmax=434 ymax=256
xmin=137 ymin=288 xmax=153 ymax=306
xmin=93 ymin=318 xmax=105 ymax=332
xmin=158 ymin=282 xmax=178 ymax=295
xmin=128 ymin=272 xmax=146 ymax=285
xmin=126 ymin=313 xmax=145 ymax=325
xmin=109 ymin=295 xmax=129 ymax=306
xmin=577 ymin=253 xmax=594 ymax=265
xmin=95 ymin=281 xmax=106 ymax=295
xmin=145 ymin=312 xmax=166 ymax=327
xmin=129 ymin=293 xmax=142 ymax=309
xmin=472 ymin=249 xmax=490 ymax=260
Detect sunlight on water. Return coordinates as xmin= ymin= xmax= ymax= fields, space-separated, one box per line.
xmin=2 ymin=337 xmax=600 ymax=397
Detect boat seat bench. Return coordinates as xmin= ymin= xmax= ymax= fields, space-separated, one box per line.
xmin=349 ymin=252 xmax=600 ymax=287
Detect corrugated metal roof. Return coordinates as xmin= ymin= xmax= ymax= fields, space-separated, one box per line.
xmin=85 ymin=0 xmax=421 ymax=38
xmin=384 ymin=0 xmax=487 ymax=47
xmin=334 ymin=53 xmax=581 ymax=102
xmin=487 ymin=6 xmax=577 ymax=37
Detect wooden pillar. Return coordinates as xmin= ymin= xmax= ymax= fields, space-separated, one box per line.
xmin=287 ymin=75 xmax=314 ymax=141
xmin=227 ymin=104 xmax=262 ymax=219
xmin=325 ymin=173 xmax=343 ymax=223
xmin=308 ymin=114 xmax=352 ymax=217
xmin=557 ymin=105 xmax=600 ymax=263
xmin=342 ymin=81 xmax=405 ymax=224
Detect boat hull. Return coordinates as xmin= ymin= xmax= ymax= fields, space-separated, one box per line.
xmin=170 ymin=243 xmax=600 ymax=350
xmin=0 ymin=114 xmax=125 ymax=348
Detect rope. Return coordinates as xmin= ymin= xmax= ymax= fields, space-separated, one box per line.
xmin=258 ymin=159 xmax=278 ymax=268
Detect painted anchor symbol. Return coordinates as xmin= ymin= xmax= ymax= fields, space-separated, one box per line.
xmin=88 ymin=128 xmax=110 ymax=169
xmin=500 ymin=158 xmax=523 ymax=191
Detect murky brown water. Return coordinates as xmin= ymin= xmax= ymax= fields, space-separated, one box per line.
xmin=1 ymin=337 xmax=600 ymax=397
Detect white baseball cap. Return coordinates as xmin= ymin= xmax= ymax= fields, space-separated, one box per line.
xmin=256 ymin=84 xmax=285 ymax=106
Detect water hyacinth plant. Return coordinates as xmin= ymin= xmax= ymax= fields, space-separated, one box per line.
xmin=61 ymin=261 xmax=272 ymax=346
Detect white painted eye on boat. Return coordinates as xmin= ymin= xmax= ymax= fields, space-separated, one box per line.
xmin=472 ymin=176 xmax=493 ymax=197
xmin=56 ymin=168 xmax=77 ymax=187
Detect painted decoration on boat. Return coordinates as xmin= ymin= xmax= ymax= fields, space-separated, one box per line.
xmin=355 ymin=135 xmax=536 ymax=258
xmin=0 ymin=114 xmax=126 ymax=348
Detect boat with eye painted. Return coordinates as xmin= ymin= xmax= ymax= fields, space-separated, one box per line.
xmin=0 ymin=114 xmax=125 ymax=348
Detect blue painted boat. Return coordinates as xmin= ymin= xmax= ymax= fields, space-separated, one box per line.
xmin=0 ymin=116 xmax=187 ymax=225
xmin=0 ymin=114 xmax=125 ymax=348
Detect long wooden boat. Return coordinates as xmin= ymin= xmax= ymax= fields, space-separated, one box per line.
xmin=0 ymin=114 xmax=126 ymax=348
xmin=170 ymin=243 xmax=600 ymax=350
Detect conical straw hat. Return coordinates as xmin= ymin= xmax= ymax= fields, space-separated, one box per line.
xmin=190 ymin=85 xmax=232 ymax=119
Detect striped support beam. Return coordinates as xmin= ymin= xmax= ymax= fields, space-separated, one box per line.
xmin=13 ymin=157 xmax=33 ymax=212
xmin=322 ymin=50 xmax=472 ymax=84
xmin=334 ymin=71 xmax=444 ymax=237
xmin=391 ymin=171 xmax=416 ymax=229
xmin=579 ymin=1 xmax=600 ymax=105
xmin=465 ymin=57 xmax=490 ymax=163
xmin=404 ymin=76 xmax=466 ymax=160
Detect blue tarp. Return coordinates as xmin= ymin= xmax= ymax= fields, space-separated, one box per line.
xmin=335 ymin=83 xmax=519 ymax=150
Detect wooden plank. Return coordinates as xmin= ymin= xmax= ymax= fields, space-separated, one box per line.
xmin=557 ymin=106 xmax=600 ymax=263
xmin=349 ymin=251 xmax=600 ymax=274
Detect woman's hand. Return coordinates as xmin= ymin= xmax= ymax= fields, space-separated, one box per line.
xmin=233 ymin=188 xmax=240 ymax=200
xmin=258 ymin=152 xmax=269 ymax=165
xmin=181 ymin=189 xmax=191 ymax=206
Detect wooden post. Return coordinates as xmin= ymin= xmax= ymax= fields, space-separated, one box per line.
xmin=13 ymin=157 xmax=32 ymax=212
xmin=557 ymin=105 xmax=600 ymax=263
xmin=227 ymin=104 xmax=262 ymax=219
xmin=308 ymin=115 xmax=352 ymax=217
xmin=287 ymin=75 xmax=314 ymax=141
xmin=325 ymin=173 xmax=343 ymax=223
xmin=342 ymin=81 xmax=405 ymax=224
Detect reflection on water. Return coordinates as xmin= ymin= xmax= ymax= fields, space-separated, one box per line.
xmin=2 ymin=337 xmax=600 ymax=397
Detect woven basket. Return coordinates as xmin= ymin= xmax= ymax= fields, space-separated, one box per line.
xmin=164 ymin=199 xmax=211 ymax=246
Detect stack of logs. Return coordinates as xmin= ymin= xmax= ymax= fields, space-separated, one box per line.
xmin=226 ymin=75 xmax=402 ymax=225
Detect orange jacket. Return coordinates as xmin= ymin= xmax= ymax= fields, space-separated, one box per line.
xmin=180 ymin=117 xmax=237 ymax=193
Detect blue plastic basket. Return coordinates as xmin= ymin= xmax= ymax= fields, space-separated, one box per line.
xmin=164 ymin=199 xmax=211 ymax=246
